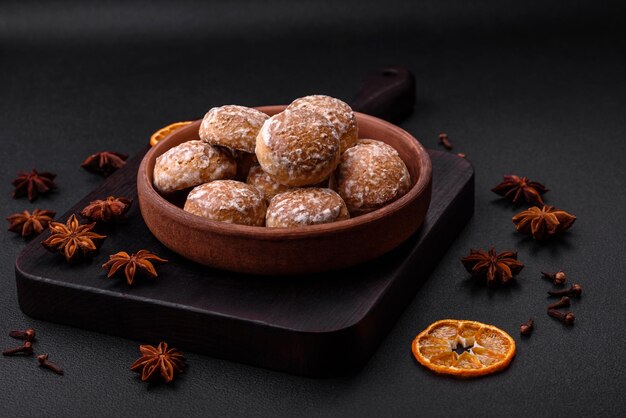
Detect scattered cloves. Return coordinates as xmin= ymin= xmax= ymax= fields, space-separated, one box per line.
xmin=548 ymin=296 xmax=571 ymax=310
xmin=542 ymin=271 xmax=566 ymax=285
xmin=520 ymin=318 xmax=534 ymax=336
xmin=548 ymin=284 xmax=582 ymax=298
xmin=548 ymin=309 xmax=575 ymax=325
xmin=37 ymin=353 xmax=64 ymax=375
xmin=8 ymin=328 xmax=36 ymax=341
xmin=438 ymin=133 xmax=453 ymax=150
xmin=2 ymin=341 xmax=33 ymax=356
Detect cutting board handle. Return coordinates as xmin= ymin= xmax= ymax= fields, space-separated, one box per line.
xmin=351 ymin=66 xmax=416 ymax=123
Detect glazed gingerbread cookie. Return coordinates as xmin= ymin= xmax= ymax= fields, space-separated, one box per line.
xmin=246 ymin=164 xmax=291 ymax=202
xmin=266 ymin=188 xmax=349 ymax=228
xmin=200 ymin=105 xmax=268 ymax=154
xmin=183 ymin=180 xmax=267 ymax=226
xmin=334 ymin=139 xmax=411 ymax=215
xmin=255 ymin=107 xmax=340 ymax=187
xmin=153 ymin=140 xmax=236 ymax=193
xmin=288 ymin=95 xmax=357 ymax=154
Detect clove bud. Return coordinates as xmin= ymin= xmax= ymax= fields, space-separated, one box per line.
xmin=37 ymin=353 xmax=64 ymax=375
xmin=548 ymin=296 xmax=571 ymax=310
xmin=548 ymin=284 xmax=582 ymax=298
xmin=520 ymin=318 xmax=534 ymax=336
xmin=548 ymin=309 xmax=575 ymax=325
xmin=2 ymin=341 xmax=33 ymax=356
xmin=9 ymin=328 xmax=36 ymax=341
xmin=542 ymin=271 xmax=566 ymax=285
xmin=438 ymin=133 xmax=453 ymax=150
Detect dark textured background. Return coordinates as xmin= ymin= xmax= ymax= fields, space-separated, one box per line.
xmin=1 ymin=1 xmax=626 ymax=416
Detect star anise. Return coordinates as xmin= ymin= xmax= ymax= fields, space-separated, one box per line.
xmin=130 ymin=342 xmax=185 ymax=383
xmin=461 ymin=247 xmax=524 ymax=286
xmin=7 ymin=209 xmax=56 ymax=237
xmin=41 ymin=214 xmax=106 ymax=263
xmin=491 ymin=175 xmax=548 ymax=205
xmin=80 ymin=196 xmax=132 ymax=223
xmin=81 ymin=151 xmax=128 ymax=177
xmin=512 ymin=205 xmax=576 ymax=240
xmin=102 ymin=250 xmax=167 ymax=285
xmin=11 ymin=169 xmax=57 ymax=202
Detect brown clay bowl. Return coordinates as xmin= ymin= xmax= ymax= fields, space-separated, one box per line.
xmin=137 ymin=105 xmax=432 ymax=275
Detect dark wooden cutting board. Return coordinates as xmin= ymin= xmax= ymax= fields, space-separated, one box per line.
xmin=15 ymin=148 xmax=473 ymax=377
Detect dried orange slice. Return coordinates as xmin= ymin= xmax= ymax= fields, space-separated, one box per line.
xmin=149 ymin=121 xmax=193 ymax=147
xmin=412 ymin=319 xmax=515 ymax=378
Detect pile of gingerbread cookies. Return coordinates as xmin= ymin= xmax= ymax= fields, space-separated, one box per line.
xmin=153 ymin=95 xmax=411 ymax=228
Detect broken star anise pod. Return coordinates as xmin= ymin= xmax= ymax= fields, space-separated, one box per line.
xmin=102 ymin=250 xmax=167 ymax=285
xmin=130 ymin=342 xmax=185 ymax=383
xmin=512 ymin=205 xmax=576 ymax=240
xmin=7 ymin=209 xmax=56 ymax=238
xmin=12 ymin=169 xmax=57 ymax=202
xmin=80 ymin=196 xmax=132 ymax=223
xmin=491 ymin=175 xmax=548 ymax=205
xmin=81 ymin=151 xmax=128 ymax=177
xmin=461 ymin=247 xmax=524 ymax=286
xmin=41 ymin=214 xmax=106 ymax=263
